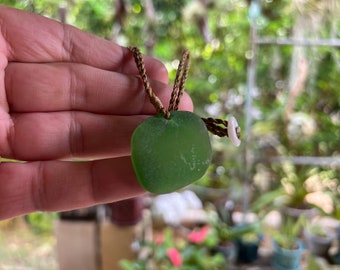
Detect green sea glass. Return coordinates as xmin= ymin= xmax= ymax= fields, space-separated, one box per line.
xmin=131 ymin=111 xmax=212 ymax=194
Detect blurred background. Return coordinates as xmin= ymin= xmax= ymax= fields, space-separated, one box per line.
xmin=1 ymin=0 xmax=339 ymax=269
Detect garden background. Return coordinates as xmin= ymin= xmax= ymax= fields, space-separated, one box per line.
xmin=0 ymin=0 xmax=339 ymax=269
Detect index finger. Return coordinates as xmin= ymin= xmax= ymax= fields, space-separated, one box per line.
xmin=0 ymin=6 xmax=168 ymax=82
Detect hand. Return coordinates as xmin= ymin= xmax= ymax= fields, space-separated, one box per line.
xmin=0 ymin=6 xmax=193 ymax=220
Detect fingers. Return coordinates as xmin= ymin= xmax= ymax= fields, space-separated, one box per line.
xmin=3 ymin=61 xmax=193 ymax=161
xmin=4 ymin=113 xmax=146 ymax=161
xmin=0 ymin=6 xmax=194 ymax=162
xmin=0 ymin=6 xmax=168 ymax=83
xmin=5 ymin=62 xmax=192 ymax=115
xmin=0 ymin=157 xmax=145 ymax=220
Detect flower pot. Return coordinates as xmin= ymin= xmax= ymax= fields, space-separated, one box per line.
xmin=304 ymin=228 xmax=334 ymax=258
xmin=337 ymin=224 xmax=340 ymax=241
xmin=281 ymin=205 xmax=318 ymax=221
xmin=235 ymin=235 xmax=262 ymax=263
xmin=272 ymin=240 xmax=303 ymax=270
xmin=331 ymin=225 xmax=340 ymax=264
xmin=215 ymin=241 xmax=237 ymax=264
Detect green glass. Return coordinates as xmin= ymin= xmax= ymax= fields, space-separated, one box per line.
xmin=131 ymin=111 xmax=212 ymax=194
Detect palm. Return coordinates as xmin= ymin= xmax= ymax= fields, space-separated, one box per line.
xmin=0 ymin=6 xmax=192 ymax=220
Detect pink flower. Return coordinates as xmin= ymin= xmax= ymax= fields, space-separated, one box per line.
xmin=166 ymin=247 xmax=182 ymax=267
xmin=188 ymin=225 xmax=210 ymax=244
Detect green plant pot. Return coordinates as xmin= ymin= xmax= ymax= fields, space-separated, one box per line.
xmin=272 ymin=240 xmax=303 ymax=270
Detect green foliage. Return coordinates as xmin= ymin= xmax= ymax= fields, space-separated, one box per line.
xmin=305 ymin=222 xmax=328 ymax=238
xmin=120 ymin=260 xmax=146 ymax=270
xmin=250 ymin=187 xmax=285 ymax=214
xmin=181 ymin=245 xmax=226 ymax=270
xmin=120 ymin=227 xmax=226 ymax=270
xmin=215 ymin=222 xmax=260 ymax=244
xmin=278 ymin=163 xmax=312 ymax=207
xmin=306 ymin=253 xmax=322 ymax=270
xmin=68 ymin=0 xmax=114 ymax=38
xmin=322 ymin=169 xmax=340 ymax=220
xmin=251 ymin=163 xmax=325 ymax=216
xmin=207 ymin=204 xmax=261 ymax=244
xmin=271 ymin=215 xmax=305 ymax=250
xmin=25 ymin=212 xmax=58 ymax=235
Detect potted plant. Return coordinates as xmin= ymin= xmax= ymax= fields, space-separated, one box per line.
xmin=183 ymin=225 xmax=227 ymax=269
xmin=304 ymin=221 xmax=335 ymax=258
xmin=189 ymin=148 xmax=244 ymax=205
xmin=251 ymin=163 xmax=318 ymax=219
xmin=279 ymin=164 xmax=321 ymax=217
xmin=270 ymin=215 xmax=305 ymax=270
xmin=189 ymin=164 xmax=230 ymax=204
xmin=234 ymin=224 xmax=263 ymax=264
xmin=207 ymin=209 xmax=261 ymax=265
xmin=321 ymin=170 xmax=340 ymax=263
xmin=207 ymin=215 xmax=237 ymax=264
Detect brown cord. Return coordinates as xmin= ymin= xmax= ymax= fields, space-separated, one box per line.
xmin=168 ymin=50 xmax=190 ymax=111
xmin=201 ymin=118 xmax=229 ymax=137
xmin=129 ymin=47 xmax=170 ymax=119
xmin=128 ymin=46 xmax=241 ymax=139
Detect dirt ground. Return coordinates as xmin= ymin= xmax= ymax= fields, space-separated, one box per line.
xmin=0 ymin=218 xmax=57 ymax=270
